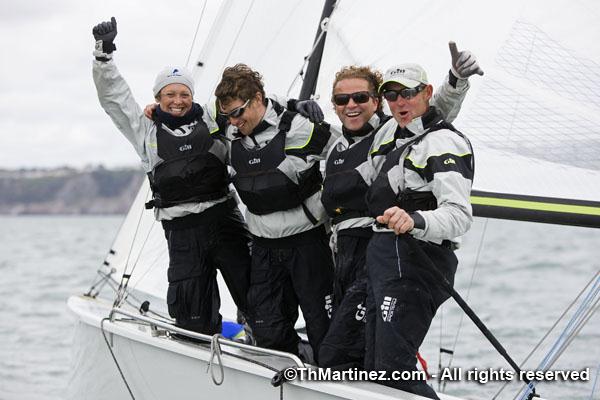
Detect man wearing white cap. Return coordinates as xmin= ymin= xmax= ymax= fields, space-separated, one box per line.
xmin=92 ymin=17 xmax=252 ymax=335
xmin=363 ymin=60 xmax=475 ymax=399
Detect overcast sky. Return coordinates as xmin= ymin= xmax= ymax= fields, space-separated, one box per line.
xmin=0 ymin=0 xmax=219 ymax=169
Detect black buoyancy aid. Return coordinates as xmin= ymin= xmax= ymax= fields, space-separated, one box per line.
xmin=321 ymin=118 xmax=390 ymax=224
xmin=146 ymin=119 xmax=228 ymax=209
xmin=230 ymin=110 xmax=322 ymax=215
xmin=366 ymin=117 xmax=460 ymax=218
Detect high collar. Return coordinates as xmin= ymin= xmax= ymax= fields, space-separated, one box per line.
xmin=394 ymin=106 xmax=443 ymax=139
xmin=341 ymin=113 xmax=382 ymax=143
xmin=154 ymin=102 xmax=203 ymax=129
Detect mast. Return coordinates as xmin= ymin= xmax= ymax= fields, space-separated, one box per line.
xmin=298 ymin=0 xmax=336 ymax=100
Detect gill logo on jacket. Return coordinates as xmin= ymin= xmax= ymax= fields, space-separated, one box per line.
xmin=381 ymin=296 xmax=397 ymax=322
xmin=444 ymin=158 xmax=456 ymax=165
xmin=249 ymin=158 xmax=261 ymax=165
xmin=355 ymin=302 xmax=366 ymax=322
xmin=333 ymin=158 xmax=345 ymax=165
xmin=324 ymin=294 xmax=333 ymax=319
xmin=179 ymin=144 xmax=192 ymax=152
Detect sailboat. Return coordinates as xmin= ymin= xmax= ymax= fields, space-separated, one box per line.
xmin=68 ymin=1 xmax=600 ymax=399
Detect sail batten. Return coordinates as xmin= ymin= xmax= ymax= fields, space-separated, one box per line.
xmin=472 ymin=190 xmax=600 ymax=228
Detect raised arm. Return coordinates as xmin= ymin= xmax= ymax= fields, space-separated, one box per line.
xmin=92 ymin=17 xmax=153 ymax=161
xmin=431 ymin=41 xmax=484 ymax=123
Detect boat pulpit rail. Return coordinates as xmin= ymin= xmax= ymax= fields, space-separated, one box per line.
xmin=108 ymin=307 xmax=306 ymax=368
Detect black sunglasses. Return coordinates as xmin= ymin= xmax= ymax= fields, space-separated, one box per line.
xmin=219 ymin=99 xmax=250 ymax=119
xmin=382 ymin=84 xmax=427 ymax=101
xmin=332 ymin=91 xmax=375 ymax=106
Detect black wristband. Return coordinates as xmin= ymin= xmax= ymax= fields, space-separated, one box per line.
xmin=448 ymin=69 xmax=458 ymax=89
xmin=409 ymin=212 xmax=426 ymax=230
xmin=102 ymin=41 xmax=116 ymax=54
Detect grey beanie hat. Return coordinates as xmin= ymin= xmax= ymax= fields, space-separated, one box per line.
xmin=153 ymin=66 xmax=195 ymax=97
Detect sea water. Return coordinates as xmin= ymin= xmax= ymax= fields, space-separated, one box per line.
xmin=0 ymin=215 xmax=598 ymax=400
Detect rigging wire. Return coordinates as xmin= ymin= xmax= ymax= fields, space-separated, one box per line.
xmin=492 ymin=272 xmax=598 ymax=400
xmin=494 ymin=268 xmax=600 ymax=399
xmin=100 ymin=318 xmax=136 ymax=400
xmin=286 ymin=26 xmax=328 ymax=97
xmin=185 ymin=0 xmax=208 ymax=68
xmin=440 ymin=218 xmax=488 ymax=392
xmin=85 ymin=192 xmax=134 ymax=296
xmin=513 ymin=270 xmax=600 ymax=400
xmin=112 ymin=187 xmax=151 ymax=309
xmin=117 ymin=220 xmax=161 ymax=307
xmin=590 ymin=362 xmax=600 ymax=400
xmin=213 ymin=0 xmax=256 ymax=92
xmin=286 ymin=0 xmax=339 ymax=98
xmin=104 ymin=277 xmax=171 ymax=321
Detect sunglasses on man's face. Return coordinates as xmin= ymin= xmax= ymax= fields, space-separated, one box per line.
xmin=332 ymin=91 xmax=375 ymax=106
xmin=219 ymin=99 xmax=250 ymax=119
xmin=382 ymin=85 xmax=427 ymax=101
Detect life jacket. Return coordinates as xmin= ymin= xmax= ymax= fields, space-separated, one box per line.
xmin=366 ymin=119 xmax=461 ymax=218
xmin=230 ymin=108 xmax=322 ymax=216
xmin=146 ymin=118 xmax=228 ymax=209
xmin=321 ymin=118 xmax=390 ymax=225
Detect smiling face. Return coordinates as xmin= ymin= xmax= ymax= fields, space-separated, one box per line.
xmin=332 ymin=78 xmax=379 ymax=132
xmin=157 ymin=83 xmax=193 ymax=117
xmin=219 ymin=93 xmax=266 ymax=136
xmin=383 ymin=82 xmax=432 ymax=128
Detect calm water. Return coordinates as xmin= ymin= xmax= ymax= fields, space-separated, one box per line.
xmin=0 ymin=216 xmax=599 ymax=400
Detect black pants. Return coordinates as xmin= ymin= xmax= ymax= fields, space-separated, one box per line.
xmin=319 ymin=230 xmax=371 ymax=369
xmin=164 ymin=202 xmax=251 ymax=334
xmin=364 ymin=233 xmax=457 ymax=400
xmin=246 ymin=226 xmax=334 ymax=363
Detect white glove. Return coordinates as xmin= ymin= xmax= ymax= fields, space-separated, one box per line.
xmin=449 ymin=41 xmax=484 ymax=79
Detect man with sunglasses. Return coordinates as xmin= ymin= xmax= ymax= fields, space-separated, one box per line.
xmin=214 ymin=64 xmax=336 ymax=363
xmin=92 ymin=17 xmax=256 ymax=337
xmin=364 ymin=62 xmax=475 ymax=399
xmin=319 ymin=43 xmax=481 ymax=371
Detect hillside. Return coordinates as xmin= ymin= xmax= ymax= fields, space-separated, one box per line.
xmin=0 ymin=167 xmax=145 ymax=215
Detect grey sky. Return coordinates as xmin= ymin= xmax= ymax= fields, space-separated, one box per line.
xmin=0 ymin=0 xmax=216 ymax=169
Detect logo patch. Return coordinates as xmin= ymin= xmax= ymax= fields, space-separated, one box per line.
xmin=333 ymin=158 xmax=345 ymax=165
xmin=443 ymin=158 xmax=456 ymax=165
xmin=355 ymin=302 xmax=366 ymax=322
xmin=380 ymin=296 xmax=397 ymax=322
xmin=249 ymin=158 xmax=261 ymax=165
xmin=179 ymin=144 xmax=192 ymax=152
xmin=324 ymin=294 xmax=333 ymax=319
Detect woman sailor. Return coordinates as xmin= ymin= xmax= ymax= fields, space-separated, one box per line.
xmin=92 ymin=17 xmax=252 ymax=335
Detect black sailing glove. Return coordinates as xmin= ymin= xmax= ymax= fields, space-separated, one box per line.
xmin=294 ymin=100 xmax=324 ymax=123
xmin=92 ymin=17 xmax=117 ymax=61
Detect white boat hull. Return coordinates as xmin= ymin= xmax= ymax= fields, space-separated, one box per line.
xmin=67 ymin=295 xmax=467 ymax=400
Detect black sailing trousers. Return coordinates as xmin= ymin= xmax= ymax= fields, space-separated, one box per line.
xmin=163 ymin=201 xmax=251 ymax=334
xmin=247 ymin=225 xmax=334 ymax=363
xmin=319 ymin=230 xmax=371 ymax=369
xmin=364 ymin=233 xmax=457 ymax=400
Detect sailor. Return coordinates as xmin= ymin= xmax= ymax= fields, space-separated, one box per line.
xmin=91 ymin=17 xmax=253 ymax=335
xmin=214 ymin=64 xmax=335 ymax=362
xmin=364 ymin=62 xmax=475 ymax=399
xmin=318 ymin=44 xmax=481 ymax=370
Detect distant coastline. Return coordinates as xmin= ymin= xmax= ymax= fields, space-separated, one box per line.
xmin=0 ymin=166 xmax=144 ymax=215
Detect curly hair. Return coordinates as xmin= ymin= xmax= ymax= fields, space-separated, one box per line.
xmin=331 ymin=65 xmax=383 ymax=112
xmin=215 ymin=63 xmax=266 ymax=108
